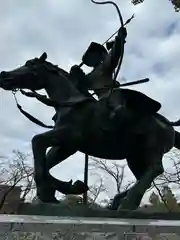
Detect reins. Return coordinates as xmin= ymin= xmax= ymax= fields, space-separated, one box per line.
xmin=12 ymin=89 xmax=54 ymax=129
xmin=12 ymin=88 xmax=93 ymax=129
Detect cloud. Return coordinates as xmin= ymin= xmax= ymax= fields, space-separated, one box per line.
xmin=1 ymin=0 xmax=180 ymax=204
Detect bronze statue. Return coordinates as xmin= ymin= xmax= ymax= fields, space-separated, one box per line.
xmin=1 ymin=0 xmax=180 ymax=210
xmin=1 ymin=52 xmax=180 ymax=210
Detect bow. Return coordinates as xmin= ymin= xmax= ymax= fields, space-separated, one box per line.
xmin=90 ymin=0 xmax=125 ymax=92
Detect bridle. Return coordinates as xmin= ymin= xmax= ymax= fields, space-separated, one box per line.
xmin=12 ymin=88 xmax=54 ymax=129
xmin=11 ymin=61 xmax=93 ymax=129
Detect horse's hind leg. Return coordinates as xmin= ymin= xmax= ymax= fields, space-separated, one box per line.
xmin=110 ymin=189 xmax=129 ymax=210
xmin=118 ymin=152 xmax=164 ymax=210
xmin=111 ymin=156 xmax=146 ymax=210
xmin=111 ymin=151 xmax=149 ymax=210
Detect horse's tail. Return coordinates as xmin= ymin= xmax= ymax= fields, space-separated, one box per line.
xmin=174 ymin=131 xmax=180 ymax=150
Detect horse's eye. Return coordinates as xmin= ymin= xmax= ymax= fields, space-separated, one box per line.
xmin=25 ymin=61 xmax=31 ymax=67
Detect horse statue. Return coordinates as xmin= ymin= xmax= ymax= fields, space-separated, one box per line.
xmin=1 ymin=52 xmax=180 ymax=210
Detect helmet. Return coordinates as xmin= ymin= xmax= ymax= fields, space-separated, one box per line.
xmin=82 ymin=42 xmax=108 ymax=67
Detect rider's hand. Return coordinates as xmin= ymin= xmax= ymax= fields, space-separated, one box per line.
xmin=118 ymin=27 xmax=127 ymax=39
xmin=70 ymin=65 xmax=83 ymax=76
xmin=114 ymin=81 xmax=120 ymax=88
xmin=70 ymin=65 xmax=80 ymax=73
xmin=70 ymin=65 xmax=86 ymax=79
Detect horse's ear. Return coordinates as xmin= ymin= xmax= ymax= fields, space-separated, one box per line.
xmin=39 ymin=52 xmax=47 ymax=61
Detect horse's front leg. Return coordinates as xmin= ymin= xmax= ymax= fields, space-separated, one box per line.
xmin=118 ymin=153 xmax=164 ymax=210
xmin=32 ymin=126 xmax=85 ymax=202
xmin=34 ymin=146 xmax=76 ymax=203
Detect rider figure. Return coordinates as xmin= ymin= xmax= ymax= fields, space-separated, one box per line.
xmin=69 ymin=26 xmax=126 ymax=99
xmin=69 ymin=26 xmax=161 ymax=125
xmin=85 ymin=26 xmax=126 ymax=99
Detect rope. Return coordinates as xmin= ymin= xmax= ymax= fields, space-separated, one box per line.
xmin=12 ymin=89 xmax=19 ymax=105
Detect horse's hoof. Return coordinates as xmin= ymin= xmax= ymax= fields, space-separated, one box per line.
xmin=50 ymin=197 xmax=60 ymax=204
xmin=41 ymin=196 xmax=60 ymax=204
xmin=117 ymin=200 xmax=137 ymax=211
xmin=70 ymin=180 xmax=89 ymax=195
xmin=110 ymin=193 xmax=127 ymax=210
xmin=117 ymin=205 xmax=130 ymax=211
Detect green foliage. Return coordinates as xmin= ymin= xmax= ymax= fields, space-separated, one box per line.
xmin=146 ymin=185 xmax=180 ymax=212
xmin=131 ymin=0 xmax=180 ymax=12
xmin=161 ymin=185 xmax=179 ymax=211
xmin=149 ymin=191 xmax=160 ymax=205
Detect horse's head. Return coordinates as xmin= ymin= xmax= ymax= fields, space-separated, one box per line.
xmin=0 ymin=52 xmax=49 ymax=91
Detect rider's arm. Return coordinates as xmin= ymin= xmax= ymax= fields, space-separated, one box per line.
xmin=69 ymin=65 xmax=86 ymax=87
xmin=102 ymin=27 xmax=127 ymax=74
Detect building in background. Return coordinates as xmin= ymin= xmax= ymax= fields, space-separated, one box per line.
xmin=0 ymin=184 xmax=22 ymax=214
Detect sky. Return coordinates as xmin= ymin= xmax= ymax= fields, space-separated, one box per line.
xmin=1 ymin=0 xmax=180 ymax=205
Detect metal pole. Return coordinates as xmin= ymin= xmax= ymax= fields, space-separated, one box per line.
xmin=83 ymin=153 xmax=89 ymax=205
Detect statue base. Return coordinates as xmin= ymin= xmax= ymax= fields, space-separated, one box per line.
xmin=1 ymin=213 xmax=180 ymax=239
xmin=17 ymin=202 xmax=180 ymax=220
xmin=0 ymin=203 xmax=179 ymax=239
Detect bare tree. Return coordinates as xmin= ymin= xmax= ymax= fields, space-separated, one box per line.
xmin=89 ymin=157 xmax=134 ymax=205
xmin=88 ymin=173 xmax=108 ymax=206
xmin=154 ymin=149 xmax=180 ymax=190
xmin=144 ymin=149 xmax=180 ymax=211
xmin=0 ymin=150 xmax=35 ymax=210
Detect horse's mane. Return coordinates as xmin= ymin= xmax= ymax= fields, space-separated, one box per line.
xmin=45 ymin=60 xmax=70 ymax=79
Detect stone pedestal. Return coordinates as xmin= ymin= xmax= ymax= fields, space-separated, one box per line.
xmin=0 ymin=203 xmax=179 ymax=239
xmin=0 ymin=214 xmax=180 ymax=239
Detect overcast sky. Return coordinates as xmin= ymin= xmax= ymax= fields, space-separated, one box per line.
xmin=1 ymin=0 xmax=180 ymax=204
